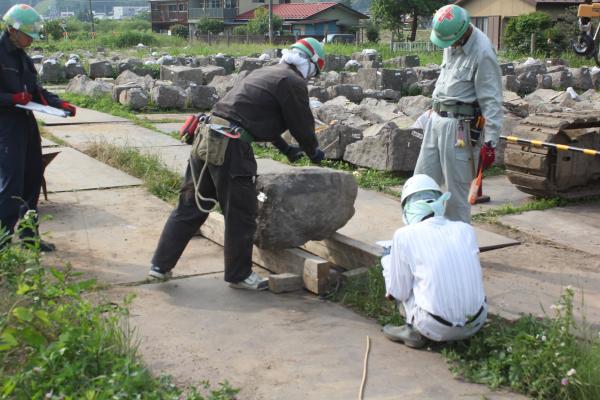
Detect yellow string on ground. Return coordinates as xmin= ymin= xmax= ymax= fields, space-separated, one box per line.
xmin=359 ymin=335 xmax=371 ymax=400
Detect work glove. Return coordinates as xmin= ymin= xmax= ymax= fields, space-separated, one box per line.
xmin=480 ymin=141 xmax=495 ymax=169
xmin=59 ymin=101 xmax=77 ymax=117
xmin=12 ymin=91 xmax=32 ymax=105
xmin=284 ymin=145 xmax=305 ymax=163
xmin=309 ymin=148 xmax=325 ymax=165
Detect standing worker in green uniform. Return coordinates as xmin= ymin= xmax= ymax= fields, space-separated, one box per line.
xmin=414 ymin=4 xmax=503 ymax=223
xmin=149 ymin=38 xmax=326 ymax=290
xmin=0 ymin=4 xmax=76 ymax=250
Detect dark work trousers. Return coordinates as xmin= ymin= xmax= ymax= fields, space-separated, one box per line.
xmin=0 ymin=111 xmax=42 ymax=236
xmin=151 ymin=138 xmax=258 ymax=283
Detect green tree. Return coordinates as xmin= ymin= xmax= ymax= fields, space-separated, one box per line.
xmin=170 ymin=23 xmax=189 ymax=39
xmin=366 ymin=21 xmax=380 ymax=43
xmin=503 ymin=12 xmax=553 ymax=54
xmin=196 ymin=17 xmax=225 ymax=34
xmin=232 ymin=25 xmax=247 ymax=35
xmin=370 ymin=0 xmax=448 ymax=42
xmin=44 ymin=19 xmax=64 ymax=40
xmin=246 ymin=7 xmax=283 ymax=35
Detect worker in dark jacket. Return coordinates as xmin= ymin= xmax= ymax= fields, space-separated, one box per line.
xmin=0 ymin=4 xmax=76 ymax=250
xmin=149 ymin=38 xmax=326 ymax=290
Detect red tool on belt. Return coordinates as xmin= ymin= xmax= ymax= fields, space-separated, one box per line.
xmin=179 ymin=113 xmax=206 ymax=144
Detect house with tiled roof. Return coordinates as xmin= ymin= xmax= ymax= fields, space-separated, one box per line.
xmin=235 ymin=2 xmax=368 ymax=37
xmin=455 ymin=0 xmax=595 ymax=49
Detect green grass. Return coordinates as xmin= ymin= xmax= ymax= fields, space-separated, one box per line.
xmin=333 ymin=264 xmax=600 ymax=399
xmin=0 ymin=215 xmax=238 ymax=399
xmin=85 ymin=143 xmax=182 ymax=204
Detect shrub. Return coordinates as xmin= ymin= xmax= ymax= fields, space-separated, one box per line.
xmin=170 ymin=23 xmax=189 ymax=39
xmin=100 ymin=31 xmax=159 ymax=48
xmin=246 ymin=7 xmax=283 ymax=35
xmin=232 ymin=25 xmax=247 ymax=36
xmin=43 ymin=20 xmax=64 ymax=41
xmin=503 ymin=12 xmax=553 ymax=53
xmin=366 ymin=21 xmax=380 ymax=43
xmin=196 ymin=17 xmax=225 ymax=34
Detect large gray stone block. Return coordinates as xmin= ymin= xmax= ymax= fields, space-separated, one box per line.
xmin=315 ymin=101 xmax=370 ymax=131
xmin=363 ymin=89 xmax=401 ymax=102
xmin=160 ymin=65 xmax=204 ymax=87
xmin=499 ymin=62 xmax=515 ymax=76
xmin=199 ymin=65 xmax=226 ymax=84
xmin=64 ymin=59 xmax=85 ymax=79
xmin=186 ymin=85 xmax=219 ymax=109
xmin=326 ymin=84 xmax=364 ymax=103
xmin=388 ymin=55 xmax=420 ymax=68
xmin=381 ymin=68 xmax=417 ymax=92
xmin=343 ymin=118 xmax=422 ymax=171
xmin=66 ymin=75 xmax=113 ymax=97
xmin=410 ymin=79 xmax=436 ymax=96
xmin=238 ymin=58 xmax=264 ymax=72
xmin=308 ymin=85 xmax=330 ymax=102
xmin=89 ymin=60 xmax=114 ymax=79
xmin=354 ymin=68 xmax=379 ymax=90
xmin=569 ymin=67 xmax=593 ymax=91
xmin=210 ymin=71 xmax=249 ymax=98
xmin=119 ymin=88 xmax=148 ymax=110
xmin=397 ymin=95 xmax=431 ymax=119
xmin=324 ymin=54 xmax=350 ymax=71
xmin=357 ymin=98 xmax=400 ymax=124
xmin=40 ymin=59 xmax=66 ymax=83
xmin=116 ymin=58 xmax=143 ymax=74
xmin=113 ymin=82 xmax=141 ymax=102
xmin=502 ymin=75 xmax=520 ymax=93
xmin=312 ymin=123 xmax=363 ymax=159
xmin=150 ymin=85 xmax=186 ymax=109
xmin=515 ymin=61 xmax=546 ymax=76
xmin=211 ymin=55 xmax=235 ymax=74
xmin=517 ymin=71 xmax=538 ymax=94
xmin=351 ymin=51 xmax=378 ymax=62
xmin=414 ymin=66 xmax=440 ymax=81
xmin=548 ymin=70 xmax=573 ymax=90
xmin=537 ymin=74 xmax=553 ymax=90
xmin=254 ymin=162 xmax=358 ymax=249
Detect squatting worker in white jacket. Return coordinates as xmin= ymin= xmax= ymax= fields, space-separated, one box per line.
xmin=381 ymin=174 xmax=487 ymax=348
xmin=414 ymin=4 xmax=503 ymax=223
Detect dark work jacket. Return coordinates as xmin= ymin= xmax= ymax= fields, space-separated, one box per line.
xmin=0 ymin=31 xmax=62 ymax=118
xmin=212 ymin=63 xmax=319 ymax=156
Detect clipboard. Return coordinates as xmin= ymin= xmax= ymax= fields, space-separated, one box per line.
xmin=16 ymin=101 xmax=69 ymax=118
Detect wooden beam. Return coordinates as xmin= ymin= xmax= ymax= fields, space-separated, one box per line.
xmin=199 ymin=213 xmax=331 ymax=295
xmin=301 ymin=233 xmax=384 ymax=271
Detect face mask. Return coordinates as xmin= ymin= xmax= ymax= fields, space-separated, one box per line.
xmin=280 ymin=48 xmax=312 ymax=79
xmin=402 ymin=192 xmax=451 ymax=225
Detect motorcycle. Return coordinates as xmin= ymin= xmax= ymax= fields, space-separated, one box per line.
xmin=572 ymin=0 xmax=600 ymax=66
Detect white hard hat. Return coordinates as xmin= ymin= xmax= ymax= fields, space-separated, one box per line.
xmin=401 ymin=174 xmax=442 ymax=206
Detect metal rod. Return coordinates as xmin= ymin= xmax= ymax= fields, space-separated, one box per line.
xmin=500 ymin=135 xmax=599 ymax=157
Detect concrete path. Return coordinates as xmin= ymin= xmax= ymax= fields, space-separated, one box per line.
xmin=36 ymin=108 xmax=128 ymax=126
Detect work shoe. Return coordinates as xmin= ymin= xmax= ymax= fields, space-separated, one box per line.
xmin=148 ymin=265 xmax=172 ymax=280
xmin=382 ymin=324 xmax=428 ymax=349
xmin=229 ymin=271 xmax=269 ymax=291
xmin=21 ymin=238 xmax=56 ymax=252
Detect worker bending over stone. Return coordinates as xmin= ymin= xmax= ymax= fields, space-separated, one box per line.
xmin=149 ymin=38 xmax=326 ymax=290
xmin=381 ymin=174 xmax=487 ymax=348
xmin=414 ymin=4 xmax=502 ymax=223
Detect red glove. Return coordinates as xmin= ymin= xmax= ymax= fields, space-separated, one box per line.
xmin=12 ymin=92 xmax=32 ymax=105
xmin=480 ymin=142 xmax=495 ymax=169
xmin=60 ymin=101 xmax=76 ymax=117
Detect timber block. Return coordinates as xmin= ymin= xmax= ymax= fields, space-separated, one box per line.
xmin=268 ymin=273 xmax=303 ymax=294
xmin=341 ymin=267 xmax=369 ymax=283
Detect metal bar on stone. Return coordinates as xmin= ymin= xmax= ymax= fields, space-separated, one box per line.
xmin=501 ymin=135 xmax=599 ymax=157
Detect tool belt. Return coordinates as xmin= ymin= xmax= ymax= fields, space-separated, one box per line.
xmin=432 ymin=101 xmax=479 ymax=119
xmin=208 ymin=115 xmax=254 ymax=144
xmin=428 ymin=302 xmax=486 ymax=328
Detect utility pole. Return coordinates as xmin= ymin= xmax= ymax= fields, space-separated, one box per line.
xmin=268 ymin=0 xmax=273 ymax=44
xmin=88 ymin=0 xmax=95 ymax=39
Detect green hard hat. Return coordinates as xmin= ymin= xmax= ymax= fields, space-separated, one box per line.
xmin=430 ymin=5 xmax=470 ymax=49
xmin=291 ymin=37 xmax=326 ymax=74
xmin=3 ymin=4 xmax=43 ymax=40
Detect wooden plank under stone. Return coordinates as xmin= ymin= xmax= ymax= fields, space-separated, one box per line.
xmin=199 ymin=213 xmax=331 ymax=295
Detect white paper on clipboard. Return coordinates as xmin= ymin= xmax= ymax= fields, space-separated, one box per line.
xmin=16 ymin=101 xmax=69 ymax=118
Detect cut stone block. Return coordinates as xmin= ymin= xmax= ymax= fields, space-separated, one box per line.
xmin=120 ymin=88 xmax=149 ymax=111
xmin=160 ymin=65 xmax=204 ymax=86
xmin=343 ymin=118 xmax=422 ymax=172
xmin=151 ymin=85 xmax=186 ymax=109
xmin=66 ymin=75 xmax=113 ymax=97
xmin=89 ymin=60 xmax=114 ymax=79
xmin=199 ymin=65 xmax=226 ymax=84
xmin=315 ymin=123 xmax=363 ymax=159
xmin=268 ymin=273 xmax=303 ymax=294
xmin=254 ymin=161 xmax=358 ymax=249
xmin=354 ymin=68 xmax=379 ymax=90
xmin=397 ymin=95 xmax=432 ymax=119
xmin=40 ymin=59 xmax=66 ymax=83
xmin=186 ymin=85 xmax=219 ymax=110
xmin=326 ymin=84 xmax=364 ymax=103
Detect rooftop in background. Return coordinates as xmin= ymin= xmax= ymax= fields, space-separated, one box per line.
xmin=455 ymin=0 xmax=600 ymax=4
xmin=235 ymin=2 xmax=368 ymax=21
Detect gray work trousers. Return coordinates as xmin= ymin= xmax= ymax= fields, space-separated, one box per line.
xmin=414 ymin=113 xmax=480 ymax=223
xmin=151 ymin=138 xmax=258 ymax=283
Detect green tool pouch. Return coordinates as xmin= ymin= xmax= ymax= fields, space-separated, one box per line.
xmin=192 ymin=124 xmax=230 ymax=166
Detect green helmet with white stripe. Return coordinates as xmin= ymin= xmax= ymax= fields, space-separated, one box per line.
xmin=430 ymin=5 xmax=470 ymax=49
xmin=3 ymin=4 xmax=43 ymax=40
xmin=291 ymin=37 xmax=326 ymax=74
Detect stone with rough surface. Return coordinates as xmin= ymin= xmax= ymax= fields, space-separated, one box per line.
xmin=211 ymin=55 xmax=235 ymax=74
xmin=569 ymin=67 xmax=593 ymax=91
xmin=150 ymin=85 xmax=186 ymax=109
xmin=239 ymin=58 xmax=264 ymax=72
xmin=160 ymin=65 xmax=204 ymax=87
xmin=66 ymin=75 xmax=113 ymax=97
xmin=186 ymin=85 xmax=219 ymax=109
xmin=397 ymin=95 xmax=431 ymax=119
xmin=324 ymin=54 xmax=350 ymax=71
xmin=40 ymin=59 xmax=66 ymax=83
xmin=200 ymin=65 xmax=226 ymax=84
xmin=326 ymin=84 xmax=364 ymax=103
xmin=354 ymin=68 xmax=379 ymax=90
xmin=410 ymin=79 xmax=436 ymax=96
xmin=315 ymin=123 xmax=363 ymax=159
xmin=119 ymin=88 xmax=148 ymax=110
xmin=89 ymin=60 xmax=114 ymax=79
xmin=254 ymin=165 xmax=357 ymax=249
xmin=64 ymin=60 xmax=85 ymax=79
xmin=381 ymin=68 xmax=417 ymax=92
xmin=343 ymin=118 xmax=422 ymax=171
xmin=363 ymin=89 xmax=400 ymax=102
xmin=548 ymin=70 xmax=573 ymax=90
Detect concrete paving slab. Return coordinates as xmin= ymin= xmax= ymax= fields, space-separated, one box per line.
xmin=43 ymin=147 xmax=141 ymax=192
xmin=39 ymin=187 xmax=225 ymax=285
xmin=138 ymin=145 xmax=191 ymax=176
xmin=108 ymin=276 xmax=523 ymax=400
xmin=339 ymin=188 xmax=519 ymax=252
xmin=41 ymin=137 xmax=58 ymax=147
xmin=138 ymin=113 xmax=189 ymax=122
xmin=44 ymin=122 xmax=184 ymax=151
xmin=153 ymin=122 xmax=182 ymax=135
xmin=36 ymin=107 xmax=128 ymax=125
xmin=500 ymin=204 xmax=600 ymax=256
